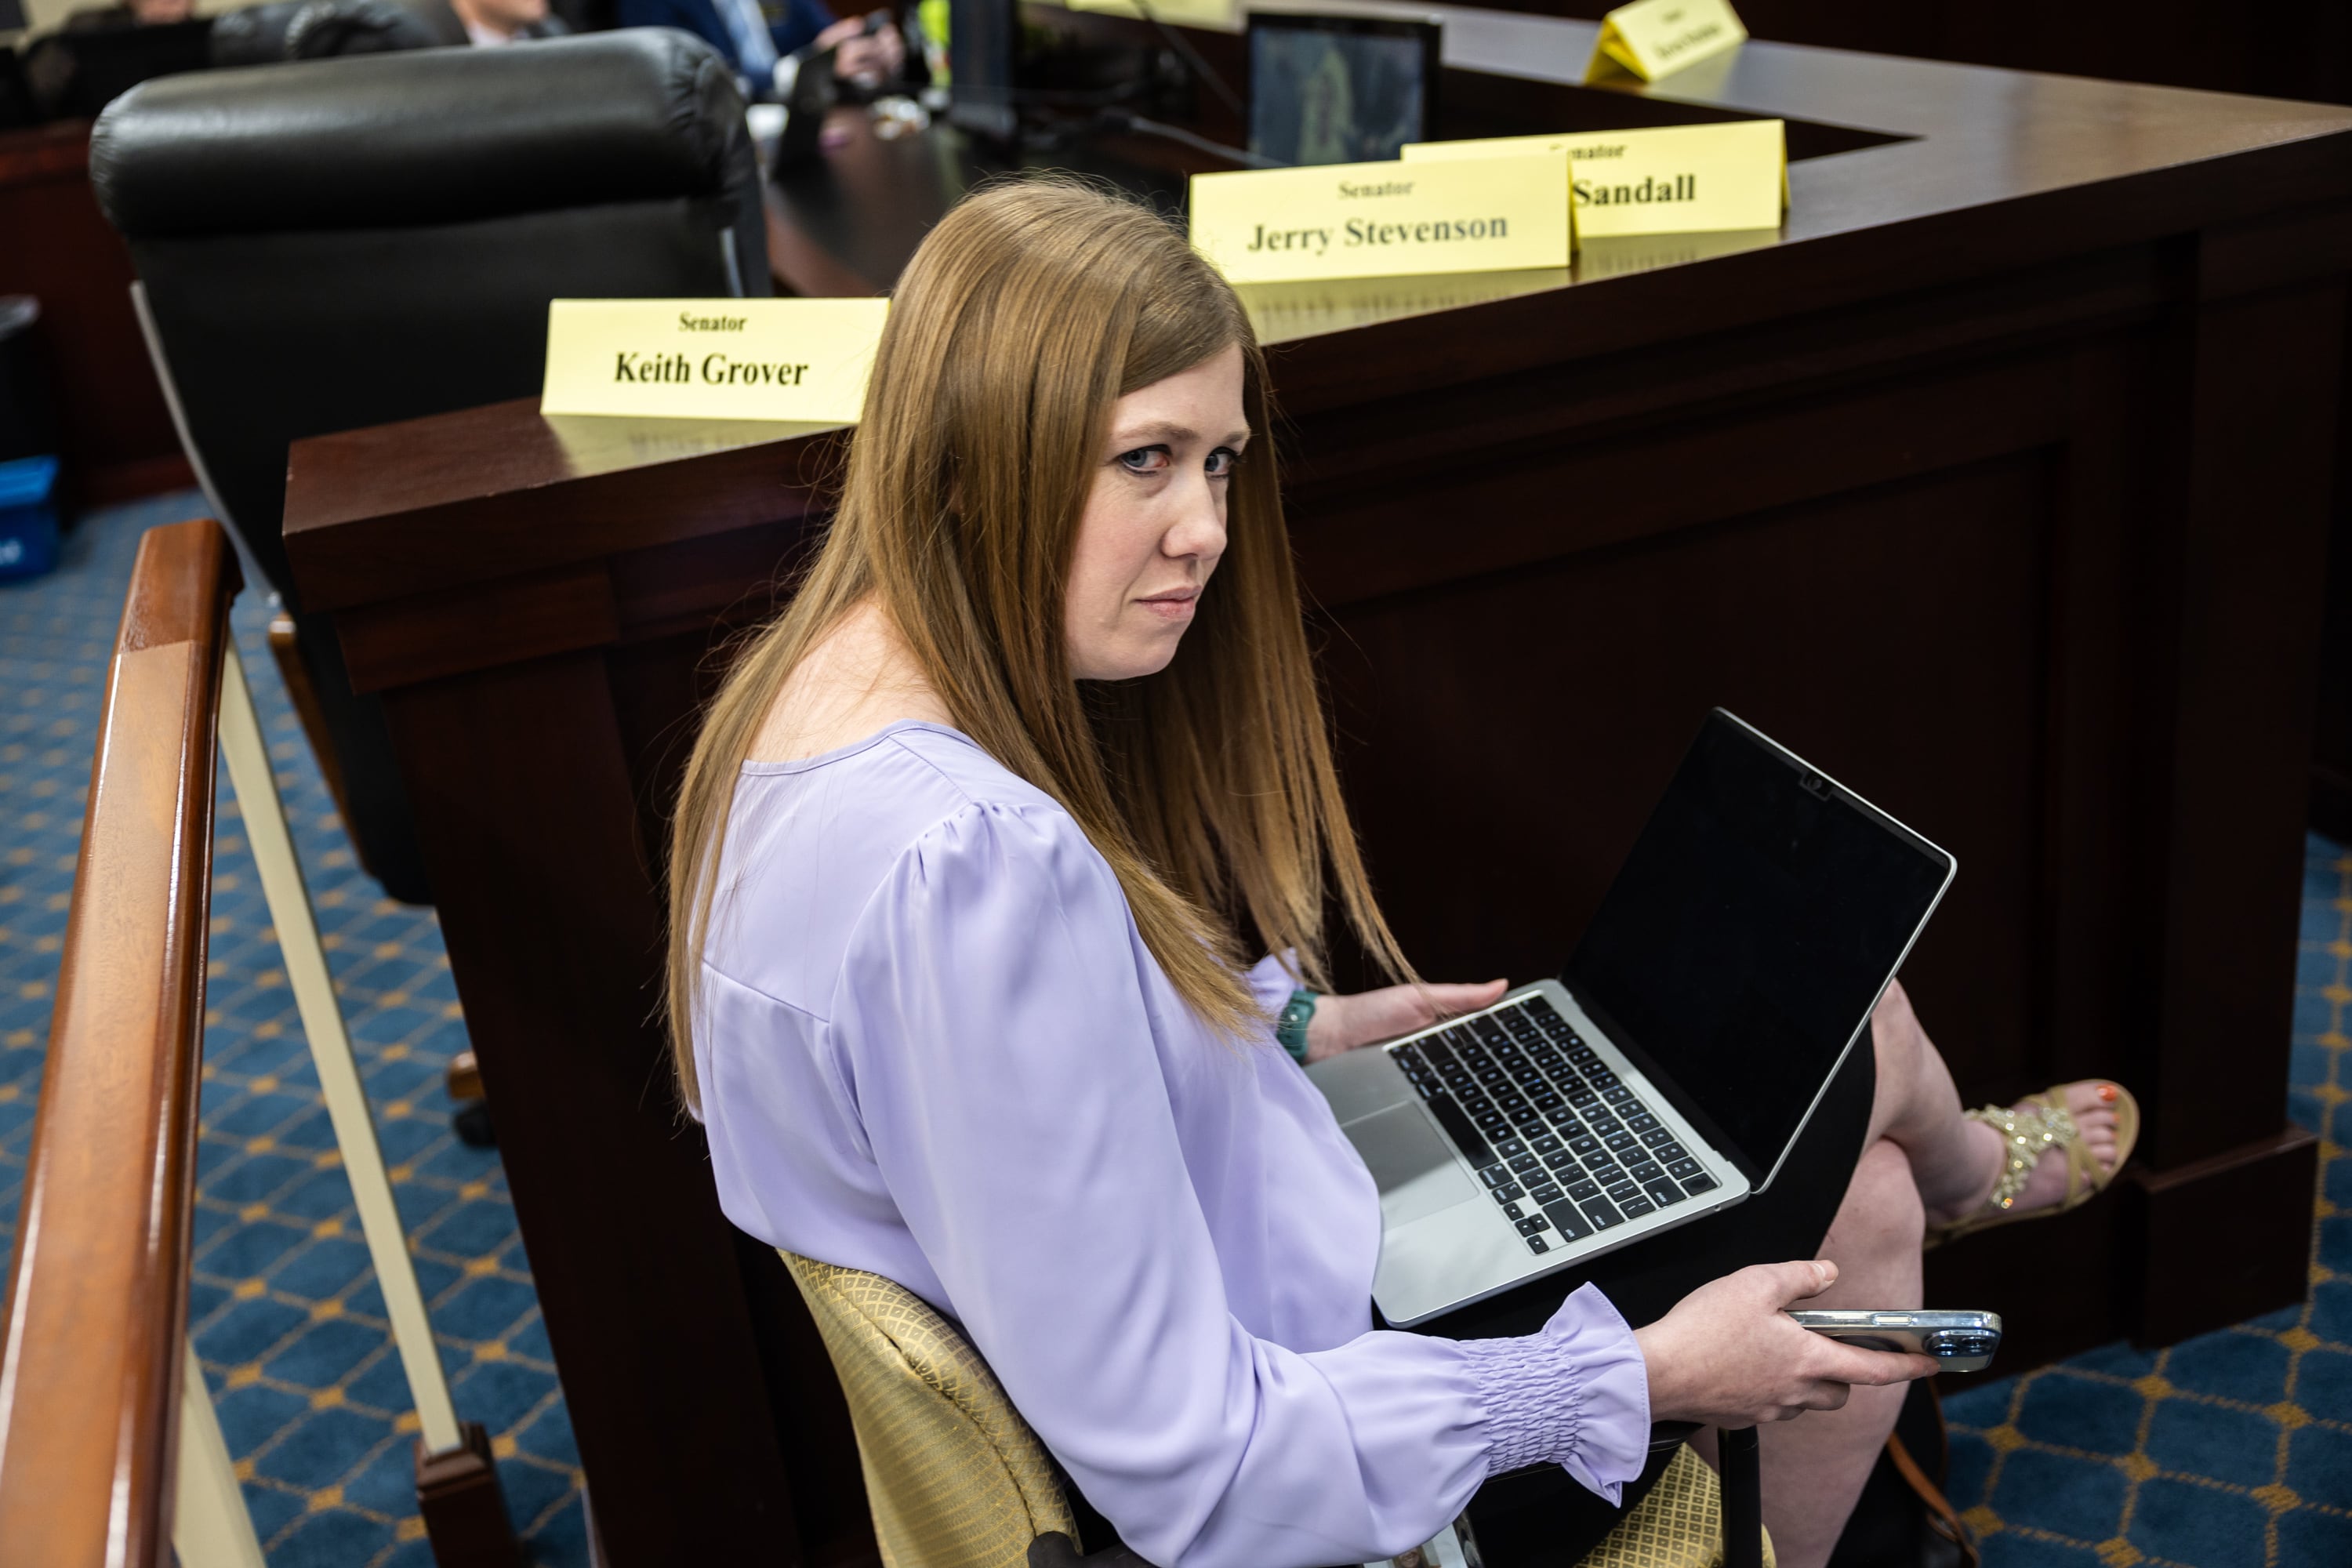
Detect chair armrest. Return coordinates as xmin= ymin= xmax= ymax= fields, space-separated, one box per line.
xmin=1649 ymin=1419 xmax=1704 ymax=1452
xmin=1028 ymin=1530 xmax=1150 ymax=1566
xmin=1719 ymin=1425 xmax=1764 ymax=1568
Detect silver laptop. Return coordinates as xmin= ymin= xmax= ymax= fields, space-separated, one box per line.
xmin=1309 ymin=710 xmax=1955 ymax=1326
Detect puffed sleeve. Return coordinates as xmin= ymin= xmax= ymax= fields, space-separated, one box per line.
xmin=830 ymin=803 xmax=1650 ymax=1567
xmin=1244 ymin=949 xmax=1303 ymax=1018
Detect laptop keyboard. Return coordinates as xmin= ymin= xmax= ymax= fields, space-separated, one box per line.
xmin=1388 ymin=996 xmax=1722 ymax=1256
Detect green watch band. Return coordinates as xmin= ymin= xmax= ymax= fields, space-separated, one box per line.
xmin=1276 ymin=987 xmax=1318 ymax=1064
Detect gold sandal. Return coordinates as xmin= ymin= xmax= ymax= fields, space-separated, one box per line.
xmin=1923 ymin=1081 xmax=2139 ymax=1250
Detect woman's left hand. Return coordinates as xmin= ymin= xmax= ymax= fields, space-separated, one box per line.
xmin=1302 ymin=978 xmax=1509 ymax=1064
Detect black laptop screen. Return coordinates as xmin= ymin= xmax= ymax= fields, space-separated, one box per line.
xmin=1563 ymin=713 xmax=1951 ymax=1184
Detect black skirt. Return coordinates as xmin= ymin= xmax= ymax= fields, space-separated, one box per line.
xmin=1417 ymin=1034 xmax=1879 ymax=1566
xmin=1064 ymin=1040 xmax=1880 ymax=1567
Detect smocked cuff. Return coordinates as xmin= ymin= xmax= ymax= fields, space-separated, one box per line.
xmin=1458 ymin=1282 xmax=1651 ymax=1504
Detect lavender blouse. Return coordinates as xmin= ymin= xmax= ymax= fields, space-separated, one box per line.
xmin=694 ymin=721 xmax=1650 ymax=1566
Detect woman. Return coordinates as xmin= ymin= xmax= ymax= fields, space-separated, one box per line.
xmin=668 ymin=180 xmax=2133 ymax=1568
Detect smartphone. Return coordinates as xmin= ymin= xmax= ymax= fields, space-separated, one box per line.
xmin=1787 ymin=1309 xmax=2003 ymax=1374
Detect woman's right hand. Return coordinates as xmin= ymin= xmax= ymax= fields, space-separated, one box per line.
xmin=1632 ymin=1261 xmax=1940 ymax=1427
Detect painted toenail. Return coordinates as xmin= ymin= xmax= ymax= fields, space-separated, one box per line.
xmin=2098 ymin=1083 xmax=2118 ymax=1103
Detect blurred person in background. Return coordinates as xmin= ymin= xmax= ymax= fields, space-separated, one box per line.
xmin=60 ymin=0 xmax=195 ymax=27
xmin=615 ymin=0 xmax=901 ymax=97
xmin=446 ymin=0 xmax=568 ymax=43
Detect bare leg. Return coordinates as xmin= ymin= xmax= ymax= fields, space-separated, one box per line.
xmin=1867 ymin=980 xmax=2122 ymax=1225
xmin=1708 ymin=982 xmax=2129 ymax=1566
xmin=1695 ymin=1136 xmax=1925 ymax=1568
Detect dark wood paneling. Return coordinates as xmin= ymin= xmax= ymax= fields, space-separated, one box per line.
xmin=2141 ymin=273 xmax=2344 ymax=1167
xmin=2130 ymin=1126 xmax=2325 ymax=1346
xmin=1319 ymin=448 xmax=2057 ymax=1076
xmin=0 ymin=122 xmax=190 ymax=501
xmin=336 ymin=565 xmax=619 ymax=695
xmin=1289 ymin=356 xmax=2073 ymax=608
xmin=1459 ymin=2 xmax=2352 ymax=106
xmin=377 ymin=651 xmax=819 ymax=1566
xmin=283 ymin=412 xmax=843 ymax=614
xmin=2319 ymin=300 xmax=2352 ymax=841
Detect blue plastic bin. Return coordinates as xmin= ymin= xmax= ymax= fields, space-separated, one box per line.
xmin=0 ymin=456 xmax=61 ymax=583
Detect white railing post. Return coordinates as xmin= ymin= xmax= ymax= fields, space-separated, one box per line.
xmin=172 ymin=1341 xmax=267 ymax=1568
xmin=214 ymin=642 xmax=466 ymax=1456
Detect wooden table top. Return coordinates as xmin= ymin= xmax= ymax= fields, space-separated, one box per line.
xmin=768 ymin=3 xmax=2352 ymax=296
xmin=286 ymin=8 xmax=2352 ymax=612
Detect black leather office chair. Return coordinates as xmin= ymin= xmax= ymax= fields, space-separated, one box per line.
xmin=90 ymin=29 xmax=770 ymax=903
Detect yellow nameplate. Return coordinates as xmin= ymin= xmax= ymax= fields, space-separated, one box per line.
xmin=539 ymin=299 xmax=888 ymax=422
xmin=1403 ymin=121 xmax=1784 ymax=239
xmin=1189 ymin=154 xmax=1570 ymax=285
xmin=1585 ymin=0 xmax=1747 ymax=83
xmin=1061 ymin=0 xmax=1236 ymax=27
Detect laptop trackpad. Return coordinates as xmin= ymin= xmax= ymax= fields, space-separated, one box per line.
xmin=1356 ymin=1104 xmax=1482 ymax=1227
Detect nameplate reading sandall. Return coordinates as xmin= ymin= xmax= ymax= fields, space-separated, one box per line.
xmin=1584 ymin=0 xmax=1747 ymax=83
xmin=539 ymin=299 xmax=889 ymax=422
xmin=1189 ymin=154 xmax=1570 ymax=285
xmin=1403 ymin=121 xmax=1784 ymax=239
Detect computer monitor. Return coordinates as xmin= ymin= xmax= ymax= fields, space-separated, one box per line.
xmin=1247 ymin=11 xmax=1439 ymax=167
xmin=946 ymin=0 xmax=1017 ymax=142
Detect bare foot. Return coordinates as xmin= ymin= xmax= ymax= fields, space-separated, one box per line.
xmin=1925 ymin=1080 xmax=2125 ymax=1227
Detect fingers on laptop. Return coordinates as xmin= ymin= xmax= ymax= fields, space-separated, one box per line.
xmin=1422 ymin=978 xmax=1509 ymax=1020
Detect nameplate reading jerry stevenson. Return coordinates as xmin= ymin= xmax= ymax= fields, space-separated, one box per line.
xmin=539 ymin=298 xmax=890 ymax=422
xmin=1189 ymin=154 xmax=1571 ymax=285
xmin=1403 ymin=121 xmax=1784 ymax=239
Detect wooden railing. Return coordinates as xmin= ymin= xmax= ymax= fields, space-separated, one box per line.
xmin=0 ymin=518 xmax=238 ymax=1566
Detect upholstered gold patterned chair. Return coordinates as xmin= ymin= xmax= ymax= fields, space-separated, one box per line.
xmin=781 ymin=1251 xmax=1773 ymax=1568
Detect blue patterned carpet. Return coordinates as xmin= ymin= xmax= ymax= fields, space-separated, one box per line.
xmin=0 ymin=493 xmax=588 ymax=1567
xmin=2 ymin=492 xmax=2347 ymax=1566
xmin=1940 ymin=836 xmax=2352 ymax=1566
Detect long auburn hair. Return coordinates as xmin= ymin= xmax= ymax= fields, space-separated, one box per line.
xmin=666 ymin=177 xmax=1412 ymax=1111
